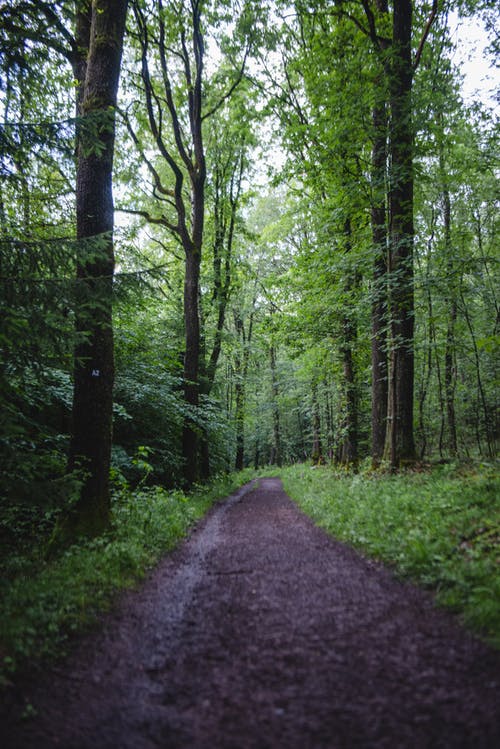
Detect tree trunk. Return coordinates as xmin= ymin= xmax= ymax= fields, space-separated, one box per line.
xmin=67 ymin=0 xmax=128 ymax=536
xmin=340 ymin=218 xmax=358 ymax=466
xmin=439 ymin=145 xmax=458 ymax=456
xmin=234 ymin=371 xmax=245 ymax=470
xmin=370 ymin=97 xmax=388 ymax=465
xmin=340 ymin=327 xmax=358 ymax=465
xmin=233 ymin=307 xmax=254 ymax=471
xmin=182 ymin=247 xmax=202 ymax=485
xmin=384 ymin=0 xmax=415 ymax=467
xmin=370 ymin=0 xmax=389 ymax=466
xmin=445 ymin=300 xmax=458 ymax=455
xmin=311 ymin=383 xmax=323 ymax=464
xmin=233 ymin=314 xmax=245 ymax=471
xmin=269 ymin=344 xmax=282 ymax=467
xmin=200 ymin=154 xmax=242 ymax=478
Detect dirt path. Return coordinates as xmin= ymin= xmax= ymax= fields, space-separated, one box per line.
xmin=3 ymin=478 xmax=500 ymax=748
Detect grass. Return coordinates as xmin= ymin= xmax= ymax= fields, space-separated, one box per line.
xmin=2 ymin=460 xmax=498 ymax=688
xmin=0 ymin=468 xmax=256 ymax=686
xmin=278 ymin=461 xmax=500 ymax=648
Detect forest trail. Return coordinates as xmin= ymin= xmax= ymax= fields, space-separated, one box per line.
xmin=3 ymin=478 xmax=500 ymax=749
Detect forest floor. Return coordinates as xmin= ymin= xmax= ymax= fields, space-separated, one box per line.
xmin=2 ymin=477 xmax=500 ymax=748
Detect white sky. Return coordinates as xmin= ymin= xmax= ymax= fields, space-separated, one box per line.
xmin=449 ymin=11 xmax=499 ymax=111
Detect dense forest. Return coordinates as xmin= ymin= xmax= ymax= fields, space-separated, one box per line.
xmin=0 ymin=0 xmax=498 ymax=542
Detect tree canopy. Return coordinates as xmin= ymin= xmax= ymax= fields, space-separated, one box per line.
xmin=0 ymin=0 xmax=498 ymax=543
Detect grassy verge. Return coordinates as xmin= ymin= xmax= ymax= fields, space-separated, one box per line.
xmin=0 ymin=469 xmax=257 ymax=685
xmin=279 ymin=462 xmax=500 ymax=648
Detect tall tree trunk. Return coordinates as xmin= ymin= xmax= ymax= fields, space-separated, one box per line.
xmin=439 ymin=144 xmax=458 ymax=456
xmin=311 ymin=383 xmax=323 ymax=464
xmin=418 ymin=243 xmax=434 ymax=460
xmin=233 ymin=306 xmax=254 ymax=471
xmin=67 ymin=0 xmax=128 ymax=536
xmin=199 ymin=153 xmax=243 ymax=478
xmin=132 ymin=0 xmax=206 ymax=486
xmin=461 ymin=288 xmax=493 ymax=458
xmin=370 ymin=0 xmax=389 ymax=467
xmin=325 ymin=383 xmax=334 ymax=461
xmin=269 ymin=344 xmax=282 ymax=467
xmin=340 ymin=218 xmax=358 ymax=466
xmin=182 ymin=247 xmax=202 ymax=485
xmin=234 ymin=314 xmax=245 ymax=471
xmin=234 ymin=372 xmax=245 ymax=470
xmin=384 ymin=0 xmax=415 ymax=467
xmin=444 ymin=305 xmax=458 ymax=455
xmin=370 ymin=97 xmax=388 ymax=465
xmin=340 ymin=326 xmax=358 ymax=465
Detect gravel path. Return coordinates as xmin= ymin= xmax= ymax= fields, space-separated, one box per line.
xmin=3 ymin=478 xmax=500 ymax=748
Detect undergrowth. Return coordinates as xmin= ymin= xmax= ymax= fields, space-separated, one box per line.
xmin=0 ymin=469 xmax=256 ymax=686
xmin=279 ymin=462 xmax=500 ymax=648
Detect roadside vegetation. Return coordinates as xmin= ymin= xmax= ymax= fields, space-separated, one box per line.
xmin=0 ymin=469 xmax=256 ymax=687
xmin=1 ymin=460 xmax=498 ymax=689
xmin=279 ymin=462 xmax=500 ymax=649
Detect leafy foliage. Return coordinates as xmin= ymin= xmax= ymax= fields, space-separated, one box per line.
xmin=0 ymin=0 xmax=498 ymax=683
xmin=0 ymin=469 xmax=257 ymax=684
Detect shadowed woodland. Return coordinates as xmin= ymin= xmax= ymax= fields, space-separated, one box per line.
xmin=0 ymin=0 xmax=499 ymax=681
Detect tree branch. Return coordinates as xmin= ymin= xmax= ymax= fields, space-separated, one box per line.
xmin=202 ymin=47 xmax=250 ymax=122
xmin=413 ymin=0 xmax=439 ymax=71
xmin=117 ymin=105 xmax=175 ymax=201
xmin=116 ymin=207 xmax=178 ymax=235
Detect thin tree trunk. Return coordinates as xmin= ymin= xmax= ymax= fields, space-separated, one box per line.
xmin=234 ymin=315 xmax=245 ymax=471
xmin=269 ymin=344 xmax=282 ymax=467
xmin=436 ymin=130 xmax=458 ymax=457
xmin=325 ymin=384 xmax=334 ymax=461
xmin=311 ymin=383 xmax=323 ymax=464
xmin=418 ymin=247 xmax=434 ymax=460
xmin=340 ymin=219 xmax=358 ymax=466
xmin=445 ymin=304 xmax=458 ymax=455
xmin=461 ymin=288 xmax=493 ymax=458
xmin=340 ymin=330 xmax=358 ymax=465
xmin=199 ymin=154 xmax=243 ymax=478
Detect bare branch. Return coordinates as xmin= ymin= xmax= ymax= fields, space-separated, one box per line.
xmin=413 ymin=0 xmax=439 ymax=71
xmin=116 ymin=207 xmax=178 ymax=235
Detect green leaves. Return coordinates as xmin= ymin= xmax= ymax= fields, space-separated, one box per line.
xmin=0 ymin=468 xmax=256 ymax=680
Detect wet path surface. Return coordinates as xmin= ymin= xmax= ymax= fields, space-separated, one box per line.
xmin=3 ymin=478 xmax=500 ymax=748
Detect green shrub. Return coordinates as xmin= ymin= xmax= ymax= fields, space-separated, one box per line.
xmin=0 ymin=468 xmax=256 ymax=685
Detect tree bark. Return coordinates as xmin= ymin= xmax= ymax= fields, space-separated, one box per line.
xmin=340 ymin=324 xmax=358 ymax=465
xmin=233 ymin=312 xmax=245 ymax=471
xmin=384 ymin=0 xmax=416 ymax=467
xmin=311 ymin=383 xmax=323 ymax=464
xmin=67 ymin=0 xmax=128 ymax=536
xmin=233 ymin=306 xmax=254 ymax=471
xmin=340 ymin=218 xmax=358 ymax=466
xmin=439 ymin=143 xmax=458 ymax=456
xmin=182 ymin=247 xmax=202 ymax=485
xmin=200 ymin=150 xmax=243 ymax=478
xmin=269 ymin=344 xmax=282 ymax=467
xmin=370 ymin=95 xmax=388 ymax=465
